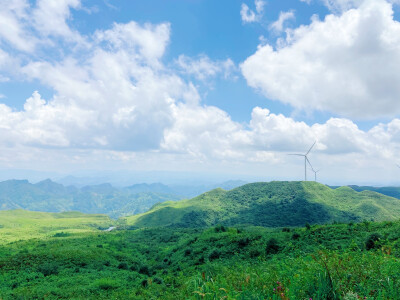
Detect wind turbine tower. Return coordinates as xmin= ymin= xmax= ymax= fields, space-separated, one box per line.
xmin=289 ymin=141 xmax=316 ymax=181
xmin=312 ymin=168 xmax=321 ymax=182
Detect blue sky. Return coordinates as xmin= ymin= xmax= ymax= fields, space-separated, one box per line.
xmin=1 ymin=0 xmax=400 ymax=185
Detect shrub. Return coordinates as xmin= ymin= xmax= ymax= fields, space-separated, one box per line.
xmin=139 ymin=265 xmax=151 ymax=276
xmin=265 ymin=238 xmax=280 ymax=255
xmin=118 ymin=262 xmax=128 ymax=270
xmin=305 ymin=223 xmax=311 ymax=230
xmin=208 ymin=249 xmax=221 ymax=261
xmin=214 ymin=225 xmax=226 ymax=233
xmin=130 ymin=264 xmax=139 ymax=272
xmin=103 ymin=260 xmax=111 ymax=267
xmin=184 ymin=248 xmax=192 ymax=257
xmin=249 ymin=249 xmax=261 ymax=258
xmin=238 ymin=237 xmax=250 ymax=248
xmin=53 ymin=232 xmax=70 ymax=237
xmin=141 ymin=279 xmax=148 ymax=287
xmin=282 ymin=227 xmax=291 ymax=232
xmin=365 ymin=233 xmax=382 ymax=250
xmin=153 ymin=277 xmax=164 ymax=284
xmin=292 ymin=233 xmax=301 ymax=240
xmin=38 ymin=262 xmax=59 ymax=276
xmin=96 ymin=278 xmax=119 ymax=290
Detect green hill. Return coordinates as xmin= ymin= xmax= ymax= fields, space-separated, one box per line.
xmin=347 ymin=185 xmax=400 ymax=199
xmin=125 ymin=181 xmax=400 ymax=227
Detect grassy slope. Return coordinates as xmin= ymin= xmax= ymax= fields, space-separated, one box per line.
xmin=1 ymin=220 xmax=400 ymax=299
xmin=0 ymin=210 xmax=114 ymax=244
xmin=125 ymin=181 xmax=400 ymax=227
xmin=303 ymin=182 xmax=400 ymax=221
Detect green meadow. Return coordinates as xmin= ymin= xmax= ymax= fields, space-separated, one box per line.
xmin=0 ymin=210 xmax=113 ymax=244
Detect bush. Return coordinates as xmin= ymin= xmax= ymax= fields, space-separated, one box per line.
xmin=153 ymin=277 xmax=164 ymax=285
xmin=38 ymin=262 xmax=59 ymax=276
xmin=282 ymin=227 xmax=291 ymax=232
xmin=249 ymin=249 xmax=261 ymax=258
xmin=184 ymin=248 xmax=192 ymax=256
xmin=208 ymin=249 xmax=221 ymax=261
xmin=266 ymin=238 xmax=280 ymax=255
xmin=118 ymin=262 xmax=128 ymax=270
xmin=103 ymin=260 xmax=111 ymax=267
xmin=53 ymin=232 xmax=70 ymax=237
xmin=305 ymin=223 xmax=311 ymax=230
xmin=214 ymin=225 xmax=226 ymax=233
xmin=96 ymin=278 xmax=119 ymax=290
xmin=139 ymin=265 xmax=151 ymax=276
xmin=141 ymin=279 xmax=148 ymax=287
xmin=365 ymin=233 xmax=382 ymax=250
xmin=292 ymin=233 xmax=301 ymax=240
xmin=238 ymin=237 xmax=250 ymax=248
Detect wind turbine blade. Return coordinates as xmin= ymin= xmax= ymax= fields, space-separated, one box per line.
xmin=306 ymin=157 xmax=315 ymax=172
xmin=305 ymin=141 xmax=317 ymax=155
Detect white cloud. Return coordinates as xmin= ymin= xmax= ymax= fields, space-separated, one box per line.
xmin=0 ymin=8 xmax=199 ymax=151
xmin=241 ymin=0 xmax=265 ymax=23
xmin=94 ymin=21 xmax=171 ymax=65
xmin=32 ymin=0 xmax=83 ymax=42
xmin=269 ymin=10 xmax=295 ymax=33
xmin=242 ymin=0 xmax=400 ymax=119
xmin=0 ymin=0 xmax=37 ymax=52
xmin=308 ymin=0 xmax=400 ymax=12
xmin=1 ymin=0 xmax=400 ymax=184
xmin=176 ymin=55 xmax=235 ymax=81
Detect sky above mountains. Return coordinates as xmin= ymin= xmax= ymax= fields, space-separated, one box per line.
xmin=1 ymin=0 xmax=400 ymax=185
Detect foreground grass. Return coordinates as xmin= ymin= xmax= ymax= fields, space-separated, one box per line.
xmin=1 ymin=218 xmax=400 ymax=299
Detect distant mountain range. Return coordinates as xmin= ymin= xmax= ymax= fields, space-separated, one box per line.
xmin=0 ymin=179 xmax=246 ymax=218
xmin=125 ymin=181 xmax=400 ymax=228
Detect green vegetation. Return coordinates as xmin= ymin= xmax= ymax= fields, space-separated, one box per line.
xmin=0 ymin=210 xmax=113 ymax=244
xmin=1 ymin=216 xmax=400 ymax=299
xmin=348 ymin=185 xmax=400 ymax=200
xmin=2 ymin=181 xmax=400 ymax=299
xmin=125 ymin=181 xmax=400 ymax=227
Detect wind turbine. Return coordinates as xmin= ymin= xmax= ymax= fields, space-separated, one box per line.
xmin=305 ymin=155 xmax=320 ymax=182
xmin=289 ymin=141 xmax=316 ymax=181
xmin=311 ymin=167 xmax=321 ymax=182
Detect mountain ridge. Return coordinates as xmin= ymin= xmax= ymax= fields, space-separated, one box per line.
xmin=125 ymin=181 xmax=400 ymax=228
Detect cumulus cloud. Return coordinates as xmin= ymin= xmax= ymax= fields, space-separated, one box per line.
xmin=94 ymin=21 xmax=171 ymax=65
xmin=242 ymin=0 xmax=400 ymax=119
xmin=269 ymin=10 xmax=295 ymax=33
xmin=304 ymin=0 xmax=400 ymax=12
xmin=241 ymin=0 xmax=265 ymax=23
xmin=2 ymin=0 xmax=400 ymax=183
xmin=0 ymin=3 xmax=199 ymax=151
xmin=176 ymin=55 xmax=235 ymax=81
xmin=0 ymin=0 xmax=37 ymax=52
xmin=163 ymin=104 xmax=396 ymax=162
xmin=32 ymin=0 xmax=83 ymax=42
